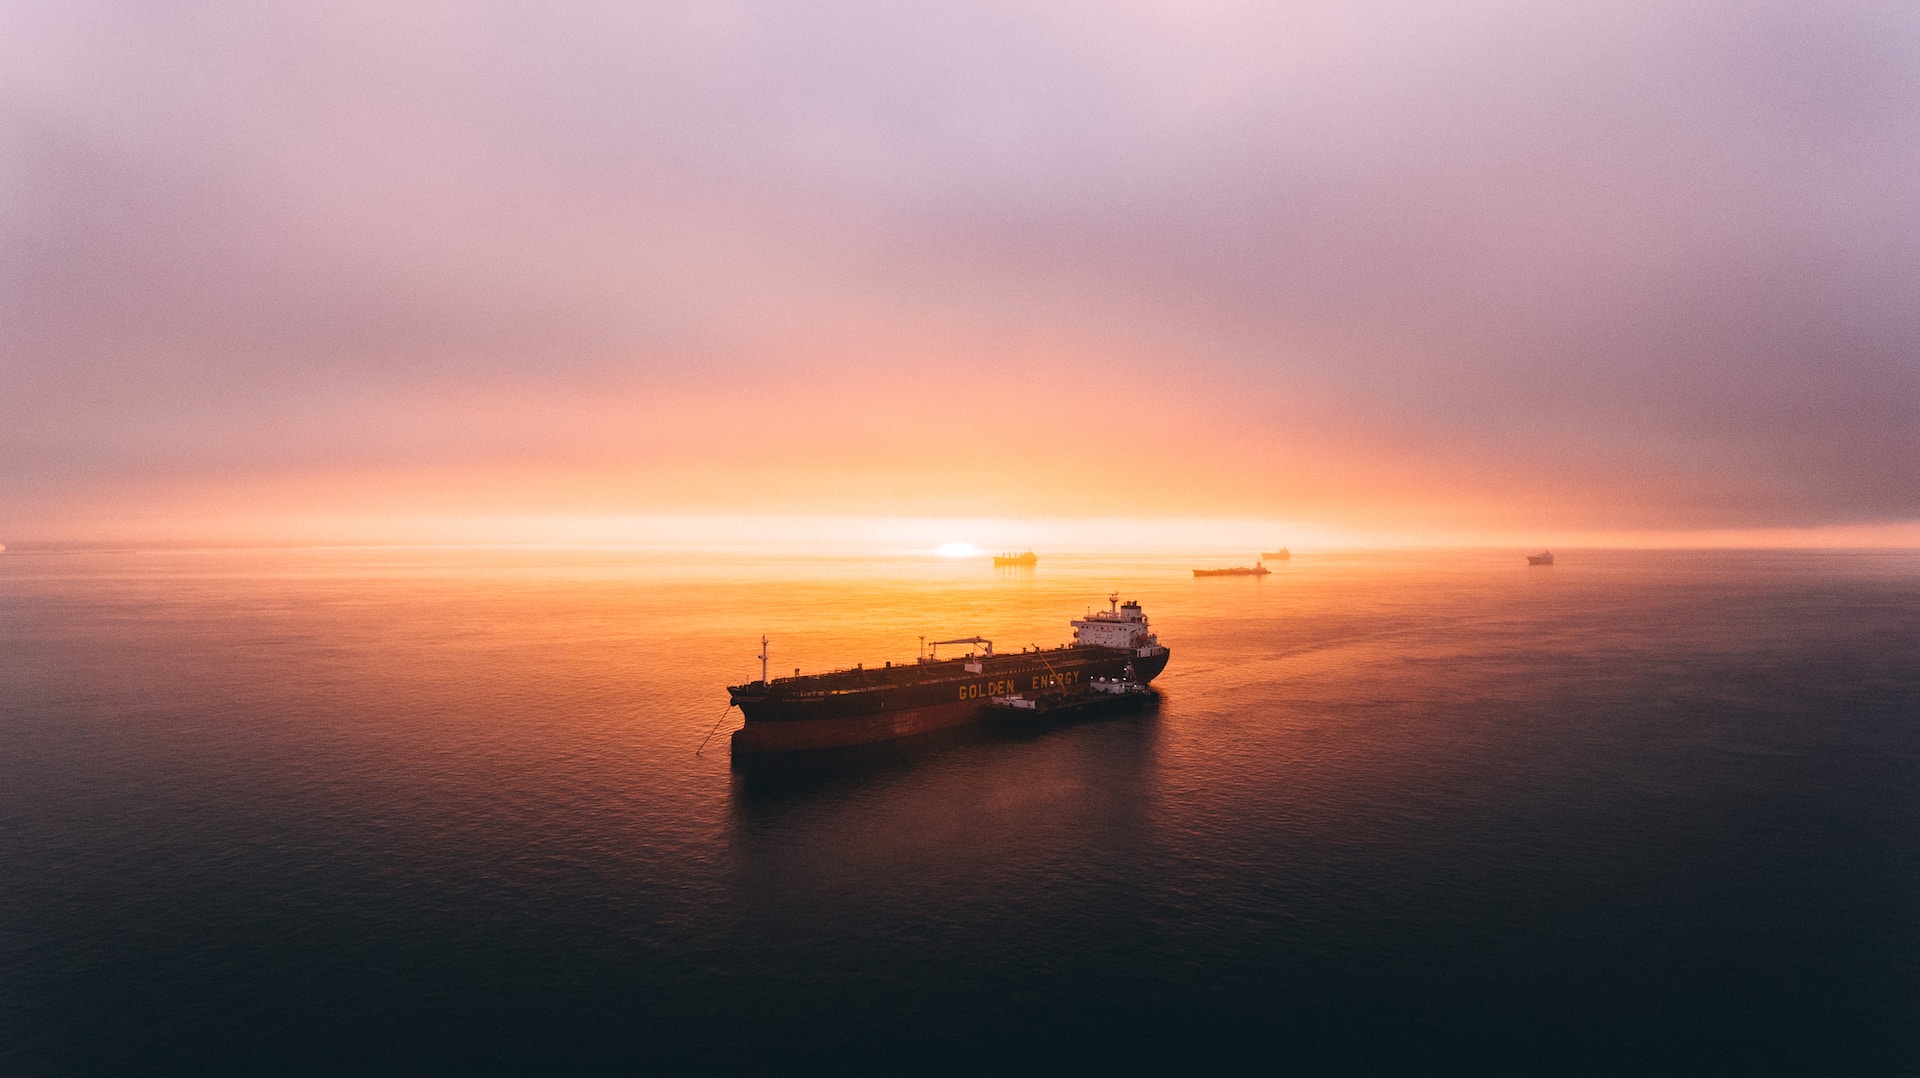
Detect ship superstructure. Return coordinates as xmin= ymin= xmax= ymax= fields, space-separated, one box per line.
xmin=1069 ymin=596 xmax=1161 ymax=650
xmin=728 ymin=595 xmax=1169 ymax=755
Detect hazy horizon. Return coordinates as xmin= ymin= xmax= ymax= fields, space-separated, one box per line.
xmin=5 ymin=2 xmax=1917 ymax=545
xmin=5 ymin=513 xmax=1920 ymax=554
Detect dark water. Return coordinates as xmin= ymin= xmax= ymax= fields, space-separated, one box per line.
xmin=3 ymin=548 xmax=1917 ymax=1074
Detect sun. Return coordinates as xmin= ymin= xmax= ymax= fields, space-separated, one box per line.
xmin=937 ymin=542 xmax=978 ymax=558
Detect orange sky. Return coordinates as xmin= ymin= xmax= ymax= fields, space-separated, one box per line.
xmin=3 ymin=4 xmax=1917 ymax=548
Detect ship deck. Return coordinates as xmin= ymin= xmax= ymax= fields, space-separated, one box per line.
xmin=731 ymin=642 xmax=1108 ymax=697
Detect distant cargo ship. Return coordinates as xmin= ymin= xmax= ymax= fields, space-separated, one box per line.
xmin=993 ymin=550 xmax=1038 ymax=566
xmin=1261 ymin=548 xmax=1291 ymax=560
xmin=1527 ymin=551 xmax=1554 ymax=566
xmin=1193 ymin=563 xmax=1271 ymax=577
xmin=728 ymin=595 xmax=1169 ymax=755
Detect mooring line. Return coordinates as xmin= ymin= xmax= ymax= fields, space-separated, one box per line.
xmin=695 ymin=702 xmax=734 ymax=756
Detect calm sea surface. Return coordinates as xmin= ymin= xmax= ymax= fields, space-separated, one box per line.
xmin=2 ymin=548 xmax=1917 ymax=1074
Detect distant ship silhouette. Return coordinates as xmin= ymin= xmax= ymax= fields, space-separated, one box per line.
xmin=1194 ymin=562 xmax=1271 ymax=577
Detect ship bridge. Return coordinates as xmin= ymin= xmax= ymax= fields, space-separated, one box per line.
xmin=1071 ymin=594 xmax=1165 ymax=658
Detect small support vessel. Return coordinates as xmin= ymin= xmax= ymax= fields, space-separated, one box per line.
xmin=986 ymin=663 xmax=1157 ymax=721
xmin=1089 ymin=662 xmax=1153 ymax=696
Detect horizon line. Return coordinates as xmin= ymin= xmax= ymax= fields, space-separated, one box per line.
xmin=7 ymin=513 xmax=1920 ymax=554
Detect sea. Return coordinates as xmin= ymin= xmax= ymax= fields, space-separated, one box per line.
xmin=2 ymin=547 xmax=1916 ymax=1075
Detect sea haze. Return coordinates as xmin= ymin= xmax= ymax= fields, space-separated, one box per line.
xmin=2 ymin=548 xmax=1916 ymax=1073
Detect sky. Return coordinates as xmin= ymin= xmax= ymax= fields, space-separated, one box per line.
xmin=3 ymin=1 xmax=1917 ymax=548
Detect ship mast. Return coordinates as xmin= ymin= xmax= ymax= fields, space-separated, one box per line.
xmin=759 ymin=635 xmax=769 ymax=684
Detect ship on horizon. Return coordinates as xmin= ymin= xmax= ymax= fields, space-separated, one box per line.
xmin=1261 ymin=548 xmax=1291 ymax=560
xmin=728 ymin=595 xmax=1169 ymax=755
xmin=1527 ymin=551 xmax=1554 ymax=565
xmin=1193 ymin=562 xmax=1271 ymax=577
xmin=993 ymin=550 xmax=1038 ymax=566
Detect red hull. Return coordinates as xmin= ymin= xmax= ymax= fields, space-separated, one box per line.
xmin=730 ymin=699 xmax=991 ymax=754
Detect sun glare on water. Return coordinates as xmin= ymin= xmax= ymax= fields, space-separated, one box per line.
xmin=937 ymin=542 xmax=978 ymax=557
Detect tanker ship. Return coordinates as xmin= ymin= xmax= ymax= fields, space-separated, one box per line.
xmin=728 ymin=595 xmax=1170 ymax=755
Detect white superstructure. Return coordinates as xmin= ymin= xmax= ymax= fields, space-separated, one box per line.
xmin=1071 ymin=594 xmax=1167 ymax=659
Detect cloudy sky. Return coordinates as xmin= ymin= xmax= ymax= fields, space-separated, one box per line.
xmin=3 ymin=1 xmax=1916 ymax=544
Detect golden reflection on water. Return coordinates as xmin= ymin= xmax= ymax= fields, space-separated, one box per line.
xmin=4 ymin=545 xmax=1919 ymax=1070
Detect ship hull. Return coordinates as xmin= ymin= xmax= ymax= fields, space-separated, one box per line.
xmin=729 ymin=646 xmax=1168 ymax=756
xmin=731 ymin=697 xmax=992 ymax=754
